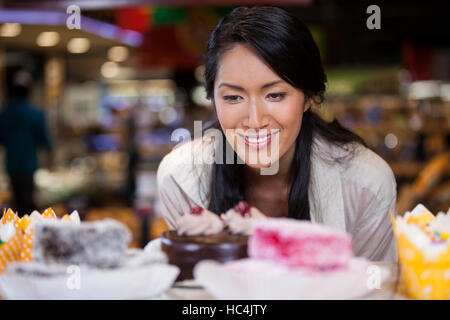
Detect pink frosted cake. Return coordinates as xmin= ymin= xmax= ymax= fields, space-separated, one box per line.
xmin=248 ymin=218 xmax=353 ymax=270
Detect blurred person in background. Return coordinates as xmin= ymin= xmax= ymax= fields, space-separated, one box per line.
xmin=0 ymin=69 xmax=53 ymax=217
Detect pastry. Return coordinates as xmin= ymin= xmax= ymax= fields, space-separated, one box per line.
xmin=32 ymin=218 xmax=131 ymax=268
xmin=249 ymin=218 xmax=353 ymax=269
xmin=161 ymin=204 xmax=252 ymax=280
xmin=392 ymin=204 xmax=450 ymax=299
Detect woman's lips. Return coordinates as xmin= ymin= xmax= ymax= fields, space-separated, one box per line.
xmin=238 ymin=131 xmax=279 ymax=149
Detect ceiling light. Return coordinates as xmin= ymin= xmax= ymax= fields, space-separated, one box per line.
xmin=0 ymin=23 xmax=22 ymax=37
xmin=67 ymin=37 xmax=90 ymax=54
xmin=101 ymin=61 xmax=119 ymax=78
xmin=36 ymin=31 xmax=60 ymax=47
xmin=107 ymin=46 xmax=129 ymax=62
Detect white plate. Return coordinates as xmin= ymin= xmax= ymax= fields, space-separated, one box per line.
xmin=194 ymin=257 xmax=390 ymax=300
xmin=0 ymin=249 xmax=179 ymax=300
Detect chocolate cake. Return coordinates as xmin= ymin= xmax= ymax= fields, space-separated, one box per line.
xmin=161 ymin=230 xmax=248 ymax=281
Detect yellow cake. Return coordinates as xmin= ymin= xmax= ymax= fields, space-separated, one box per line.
xmin=391 ymin=204 xmax=450 ymax=299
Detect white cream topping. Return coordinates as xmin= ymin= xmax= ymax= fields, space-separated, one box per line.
xmin=69 ymin=210 xmax=81 ymax=224
xmin=395 ymin=205 xmax=450 ymax=261
xmin=403 ymin=203 xmax=434 ymax=221
xmin=409 ymin=203 xmax=432 ymax=217
xmin=27 ymin=210 xmax=43 ymax=229
xmin=176 ymin=208 xmax=225 ymax=236
xmin=427 ymin=211 xmax=450 ymax=234
xmin=29 ymin=210 xmax=42 ymax=220
xmin=221 ymin=207 xmax=267 ymax=236
xmin=0 ymin=221 xmax=16 ymax=242
xmin=396 ymin=218 xmax=448 ymax=261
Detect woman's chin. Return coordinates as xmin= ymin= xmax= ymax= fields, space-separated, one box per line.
xmin=244 ymin=162 xmax=266 ymax=169
xmin=242 ymin=156 xmax=277 ymax=169
xmin=234 ymin=148 xmax=277 ymax=169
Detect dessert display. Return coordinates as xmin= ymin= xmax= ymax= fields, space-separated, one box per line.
xmin=193 ymin=218 xmax=375 ymax=299
xmin=391 ymin=204 xmax=450 ymax=299
xmin=0 ymin=207 xmax=179 ymax=299
xmin=161 ymin=201 xmax=264 ymax=280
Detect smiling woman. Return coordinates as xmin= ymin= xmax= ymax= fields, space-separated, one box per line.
xmin=157 ymin=6 xmax=398 ymax=262
xmin=213 ymin=44 xmax=306 ymax=171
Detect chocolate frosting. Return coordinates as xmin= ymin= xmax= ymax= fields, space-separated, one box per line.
xmin=161 ymin=230 xmax=248 ymax=281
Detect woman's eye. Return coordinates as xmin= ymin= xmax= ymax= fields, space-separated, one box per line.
xmin=267 ymin=93 xmax=286 ymax=101
xmin=223 ymin=95 xmax=242 ymax=102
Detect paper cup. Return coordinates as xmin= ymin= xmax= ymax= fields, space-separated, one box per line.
xmin=0 ymin=232 xmax=24 ymax=273
xmin=391 ymin=210 xmax=450 ymax=299
xmin=396 ymin=232 xmax=450 ymax=299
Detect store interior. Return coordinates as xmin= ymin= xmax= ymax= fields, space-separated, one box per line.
xmin=0 ymin=0 xmax=449 ymax=248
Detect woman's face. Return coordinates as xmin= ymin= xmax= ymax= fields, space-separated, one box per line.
xmin=214 ymin=44 xmax=308 ymax=171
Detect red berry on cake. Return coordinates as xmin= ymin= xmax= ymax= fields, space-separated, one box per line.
xmin=234 ymin=201 xmax=252 ymax=218
xmin=221 ymin=202 xmax=267 ymax=236
xmin=190 ymin=206 xmax=204 ymax=215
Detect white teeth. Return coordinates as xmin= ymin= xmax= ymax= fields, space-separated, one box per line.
xmin=246 ymin=135 xmax=270 ymax=143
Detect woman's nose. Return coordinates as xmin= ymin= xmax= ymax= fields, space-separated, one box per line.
xmin=246 ymin=98 xmax=269 ymax=129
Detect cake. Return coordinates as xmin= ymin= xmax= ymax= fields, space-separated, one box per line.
xmin=249 ymin=218 xmax=353 ymax=269
xmin=162 ymin=202 xmax=355 ymax=280
xmin=32 ymin=218 xmax=131 ymax=268
xmin=161 ymin=230 xmax=248 ymax=281
xmin=161 ymin=202 xmax=261 ymax=280
xmin=393 ymin=204 xmax=450 ymax=299
xmin=1 ymin=208 xmax=130 ymax=273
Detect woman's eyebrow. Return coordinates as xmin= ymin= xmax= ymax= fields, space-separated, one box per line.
xmin=218 ymin=82 xmax=244 ymax=90
xmin=218 ymin=80 xmax=284 ymax=90
xmin=261 ymin=80 xmax=284 ymax=89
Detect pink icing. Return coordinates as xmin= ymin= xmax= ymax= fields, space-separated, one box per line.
xmin=248 ymin=218 xmax=353 ymax=269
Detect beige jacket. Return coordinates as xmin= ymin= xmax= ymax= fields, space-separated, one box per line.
xmin=157 ymin=132 xmax=398 ymax=262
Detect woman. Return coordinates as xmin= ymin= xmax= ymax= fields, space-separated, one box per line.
xmin=157 ymin=6 xmax=397 ymax=262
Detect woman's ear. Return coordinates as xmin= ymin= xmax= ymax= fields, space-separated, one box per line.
xmin=303 ymin=96 xmax=312 ymax=113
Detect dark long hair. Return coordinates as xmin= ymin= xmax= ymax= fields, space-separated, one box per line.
xmin=203 ymin=6 xmax=366 ymax=220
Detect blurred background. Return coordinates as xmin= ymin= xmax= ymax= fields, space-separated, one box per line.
xmin=0 ymin=0 xmax=449 ymax=248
